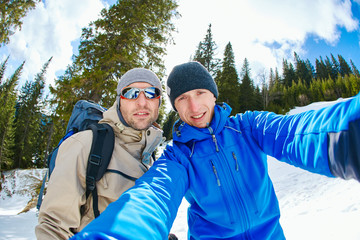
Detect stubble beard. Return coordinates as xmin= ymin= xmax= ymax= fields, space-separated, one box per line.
xmin=127 ymin=112 xmax=158 ymax=131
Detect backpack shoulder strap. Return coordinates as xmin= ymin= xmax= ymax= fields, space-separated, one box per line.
xmin=86 ymin=123 xmax=114 ymax=218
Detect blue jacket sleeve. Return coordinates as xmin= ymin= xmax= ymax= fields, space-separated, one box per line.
xmin=70 ymin=150 xmax=189 ymax=240
xmin=244 ymin=94 xmax=360 ymax=180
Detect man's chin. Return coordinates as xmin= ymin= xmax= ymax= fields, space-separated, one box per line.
xmin=130 ymin=121 xmax=153 ymax=131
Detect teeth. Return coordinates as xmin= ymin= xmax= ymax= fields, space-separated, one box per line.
xmin=192 ymin=113 xmax=203 ymax=119
xmin=137 ymin=113 xmax=147 ymax=115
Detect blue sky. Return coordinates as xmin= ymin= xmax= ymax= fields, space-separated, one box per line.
xmin=1 ymin=0 xmax=360 ymax=88
xmin=305 ymin=29 xmax=360 ymax=68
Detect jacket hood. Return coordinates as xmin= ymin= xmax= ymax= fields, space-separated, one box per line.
xmin=172 ymin=102 xmax=232 ymax=143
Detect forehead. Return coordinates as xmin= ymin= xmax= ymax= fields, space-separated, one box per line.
xmin=176 ymin=89 xmax=211 ymax=98
xmin=125 ymin=82 xmax=153 ymax=88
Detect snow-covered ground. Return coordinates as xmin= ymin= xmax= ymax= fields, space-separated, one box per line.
xmin=0 ymin=169 xmax=46 ymax=240
xmin=1 ymin=98 xmax=360 ymax=240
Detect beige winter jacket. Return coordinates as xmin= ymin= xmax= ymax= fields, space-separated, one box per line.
xmin=35 ymin=101 xmax=163 ymax=240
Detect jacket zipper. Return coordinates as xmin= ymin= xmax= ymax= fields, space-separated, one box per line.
xmin=210 ymin=160 xmax=221 ymax=186
xmin=207 ymin=125 xmax=219 ymax=152
xmin=210 ymin=159 xmax=235 ymax=224
xmin=232 ymin=152 xmax=259 ymax=215
xmin=222 ymin=151 xmax=250 ymax=230
xmin=210 ymin=150 xmax=250 ymax=229
xmin=207 ymin=124 xmax=251 ymax=230
xmin=232 ymin=152 xmax=239 ymax=171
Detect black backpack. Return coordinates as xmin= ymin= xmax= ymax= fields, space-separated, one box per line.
xmin=37 ymin=100 xmax=115 ymax=218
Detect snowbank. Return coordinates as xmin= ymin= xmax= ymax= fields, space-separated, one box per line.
xmin=0 ymin=169 xmax=46 ymax=240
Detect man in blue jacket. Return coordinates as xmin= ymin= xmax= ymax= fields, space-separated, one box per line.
xmin=72 ymin=61 xmax=360 ymax=240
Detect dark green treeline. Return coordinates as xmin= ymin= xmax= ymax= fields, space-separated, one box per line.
xmin=161 ymin=24 xmax=360 ymax=139
xmin=1 ymin=17 xmax=360 ymax=169
xmin=192 ymin=24 xmax=360 ymax=115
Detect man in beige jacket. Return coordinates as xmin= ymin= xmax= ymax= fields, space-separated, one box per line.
xmin=35 ymin=68 xmax=164 ymax=240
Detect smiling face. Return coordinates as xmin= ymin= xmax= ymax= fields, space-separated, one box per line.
xmin=119 ymin=82 xmax=160 ymax=130
xmin=174 ymin=89 xmax=216 ymax=128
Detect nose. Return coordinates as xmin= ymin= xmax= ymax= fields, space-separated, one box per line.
xmin=136 ymin=91 xmax=147 ymax=106
xmin=188 ymin=97 xmax=200 ymax=112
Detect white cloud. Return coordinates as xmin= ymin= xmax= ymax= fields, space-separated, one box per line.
xmin=165 ymin=0 xmax=359 ymax=79
xmin=3 ymin=0 xmax=106 ymax=87
xmin=2 ymin=0 xmax=359 ymax=89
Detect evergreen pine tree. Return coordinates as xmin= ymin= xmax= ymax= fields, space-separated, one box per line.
xmin=239 ymin=58 xmax=256 ymax=113
xmin=50 ymin=0 xmax=178 ymax=141
xmin=216 ymin=42 xmax=240 ymax=114
xmin=331 ymin=54 xmax=340 ymax=75
xmin=337 ymin=54 xmax=352 ymax=77
xmin=294 ymin=52 xmax=313 ymax=86
xmin=33 ymin=111 xmax=52 ymax=168
xmin=0 ymin=0 xmax=40 ymax=45
xmin=254 ymin=86 xmax=263 ymax=110
xmin=267 ymin=68 xmax=284 ymax=113
xmin=12 ymin=58 xmax=51 ymax=169
xmin=192 ymin=24 xmax=220 ymax=76
xmin=0 ymin=60 xmax=23 ymax=170
xmin=324 ymin=56 xmax=337 ymax=80
xmin=348 ymin=73 xmax=360 ymax=96
xmin=309 ymin=79 xmax=323 ymax=102
xmin=0 ymin=56 xmax=8 ymax=87
xmin=315 ymin=57 xmax=328 ymax=80
xmin=161 ymin=110 xmax=178 ymax=141
xmin=350 ymin=59 xmax=360 ymax=78
xmin=282 ymin=59 xmax=296 ymax=87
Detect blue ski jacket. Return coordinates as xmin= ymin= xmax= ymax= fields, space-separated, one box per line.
xmin=72 ymin=95 xmax=360 ymax=240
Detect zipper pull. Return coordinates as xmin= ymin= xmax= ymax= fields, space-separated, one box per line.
xmin=207 ymin=124 xmax=219 ymax=152
xmin=232 ymin=152 xmax=239 ymax=171
xmin=210 ymin=161 xmax=221 ymax=186
xmin=212 ymin=135 xmax=219 ymax=152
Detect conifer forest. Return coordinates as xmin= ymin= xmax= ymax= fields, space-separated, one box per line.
xmin=1 ymin=1 xmax=360 ymax=171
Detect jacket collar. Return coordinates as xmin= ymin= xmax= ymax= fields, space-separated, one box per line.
xmin=99 ymin=101 xmax=164 ymax=165
xmin=173 ymin=102 xmax=232 ymax=143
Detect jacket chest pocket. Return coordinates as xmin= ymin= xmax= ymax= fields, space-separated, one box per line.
xmin=96 ymin=172 xmax=137 ymax=201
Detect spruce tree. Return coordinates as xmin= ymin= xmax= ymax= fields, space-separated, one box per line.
xmin=0 ymin=60 xmax=23 ymax=170
xmin=350 ymin=59 xmax=360 ymax=78
xmin=0 ymin=0 xmax=40 ymax=45
xmin=192 ymin=24 xmax=220 ymax=76
xmin=294 ymin=52 xmax=313 ymax=86
xmin=162 ymin=110 xmax=178 ymax=141
xmin=267 ymin=68 xmax=284 ymax=113
xmin=315 ymin=58 xmax=328 ymax=80
xmin=348 ymin=74 xmax=360 ymax=96
xmin=337 ymin=55 xmax=352 ymax=77
xmin=216 ymin=42 xmax=240 ymax=114
xmin=331 ymin=54 xmax=340 ymax=75
xmin=239 ymin=58 xmax=256 ymax=113
xmin=309 ymin=79 xmax=323 ymax=102
xmin=12 ymin=58 xmax=51 ymax=169
xmin=282 ymin=59 xmax=296 ymax=87
xmin=50 ymin=0 xmax=178 ymax=141
xmin=324 ymin=56 xmax=337 ymax=80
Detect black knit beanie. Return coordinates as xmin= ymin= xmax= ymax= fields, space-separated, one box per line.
xmin=166 ymin=62 xmax=218 ymax=111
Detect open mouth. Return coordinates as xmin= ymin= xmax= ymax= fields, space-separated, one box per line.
xmin=135 ymin=112 xmax=149 ymax=116
xmin=192 ymin=112 xmax=205 ymax=119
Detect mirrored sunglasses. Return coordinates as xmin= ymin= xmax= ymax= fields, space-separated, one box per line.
xmin=120 ymin=87 xmax=161 ymax=100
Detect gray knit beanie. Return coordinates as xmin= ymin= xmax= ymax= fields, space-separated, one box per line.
xmin=117 ymin=68 xmax=161 ymax=97
xmin=166 ymin=62 xmax=218 ymax=111
xmin=116 ymin=68 xmax=162 ymax=126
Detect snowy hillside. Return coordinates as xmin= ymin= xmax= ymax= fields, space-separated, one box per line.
xmin=1 ymin=98 xmax=360 ymax=239
xmin=0 ymin=169 xmax=46 ymax=240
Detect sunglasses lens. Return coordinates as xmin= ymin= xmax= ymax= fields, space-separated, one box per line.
xmin=122 ymin=88 xmax=139 ymax=99
xmin=121 ymin=87 xmax=160 ymax=99
xmin=144 ymin=87 xmax=161 ymax=99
